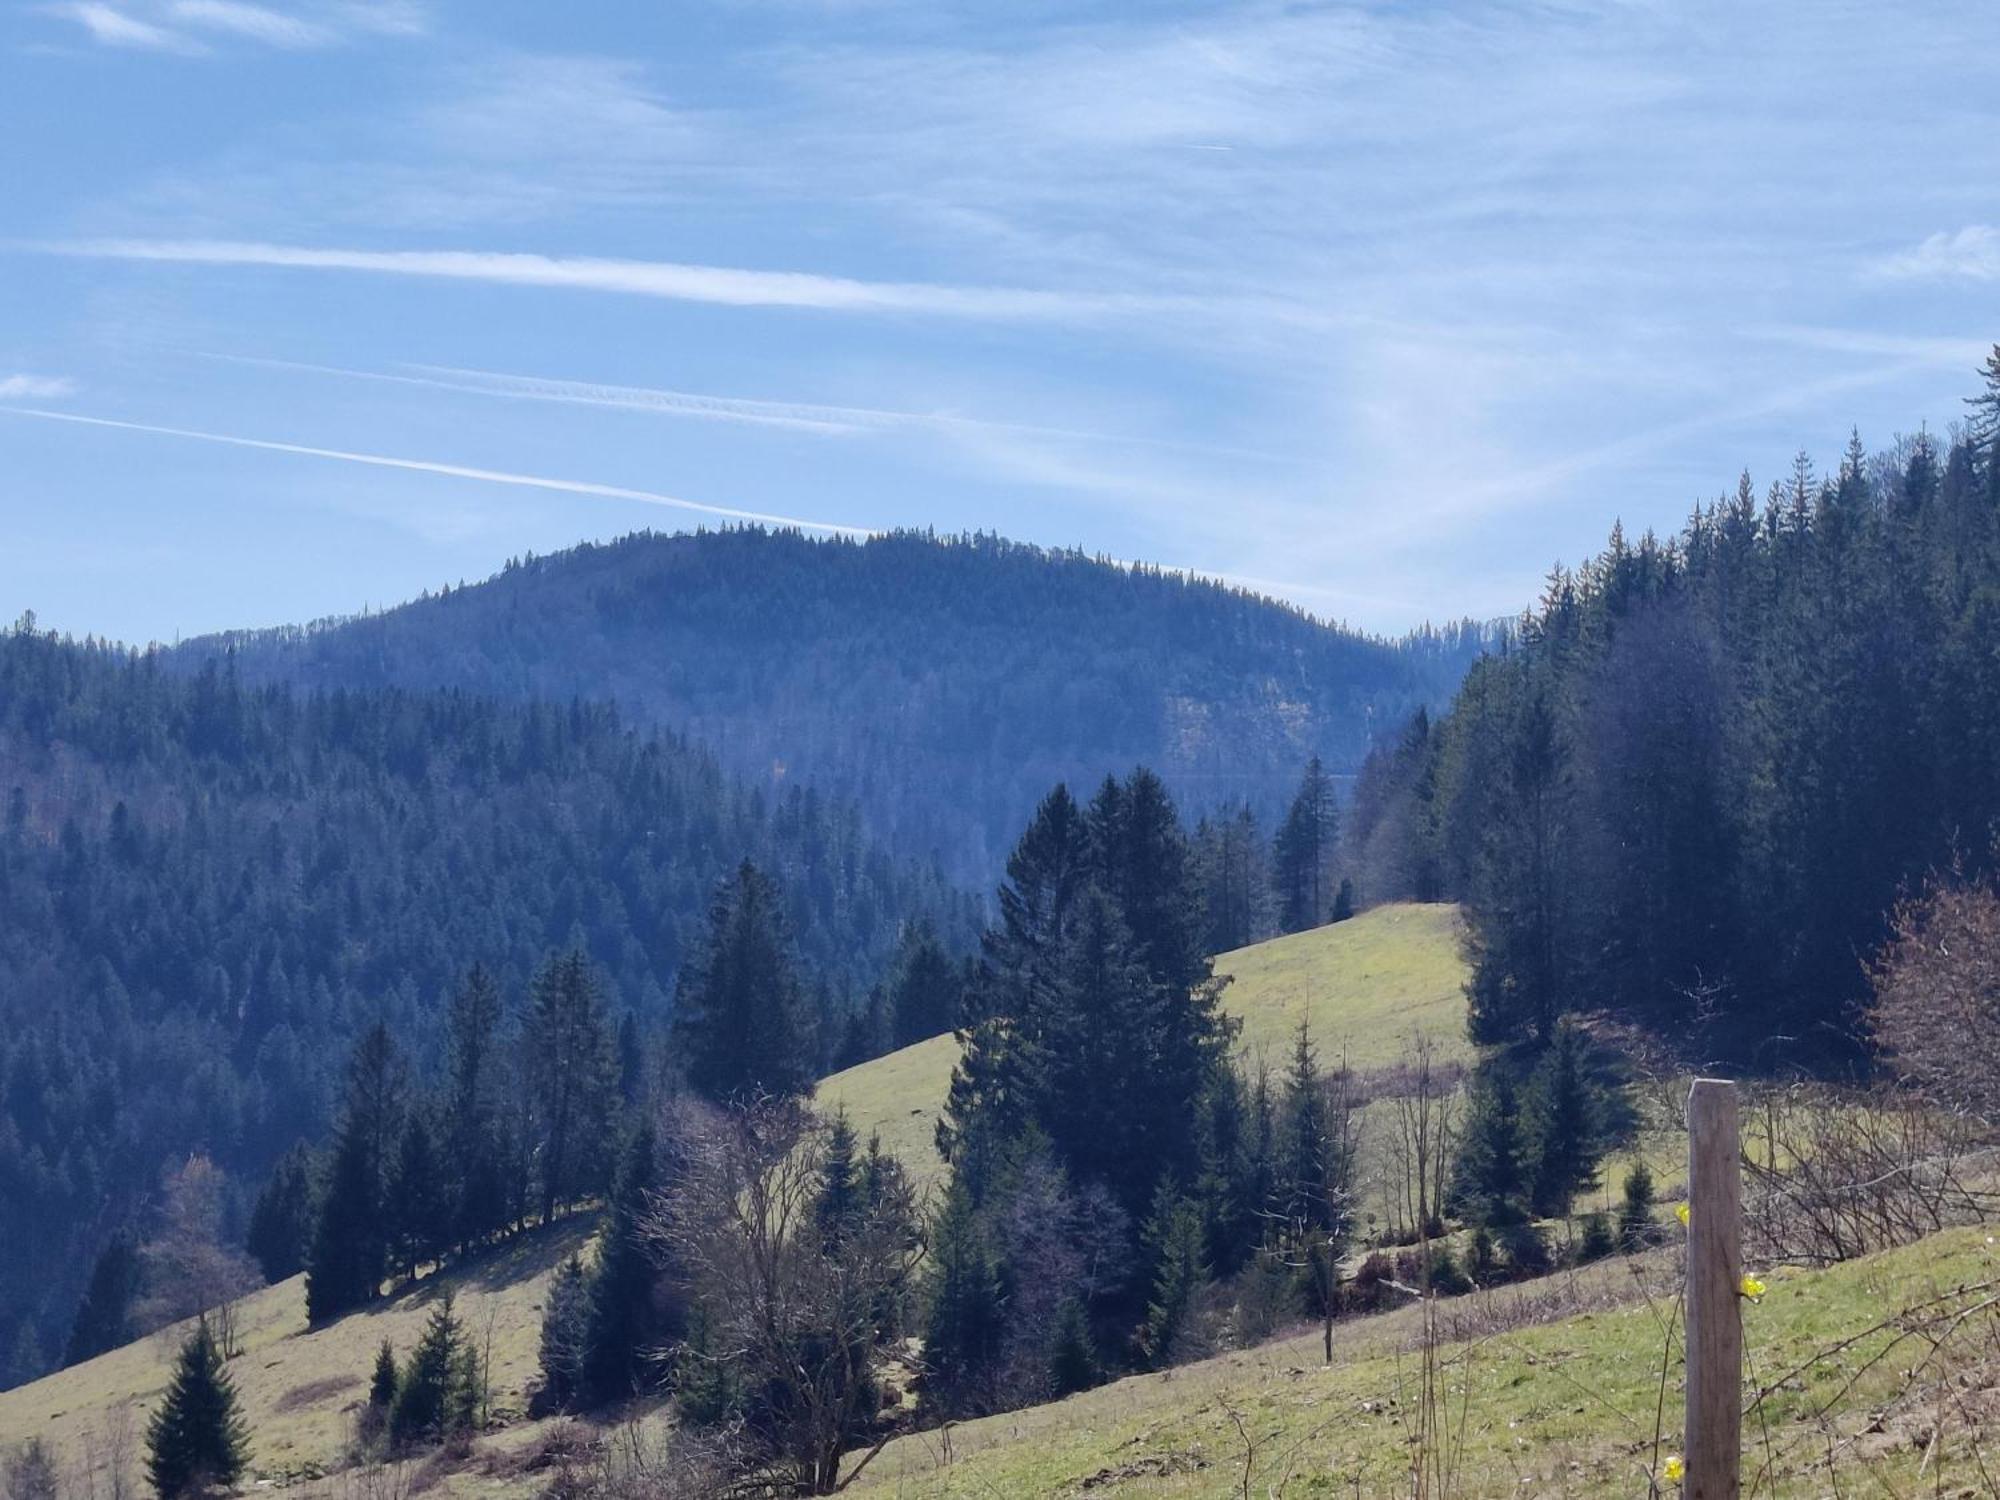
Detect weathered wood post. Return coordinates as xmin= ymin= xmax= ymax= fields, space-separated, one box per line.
xmin=1685 ymin=1078 xmax=1742 ymax=1500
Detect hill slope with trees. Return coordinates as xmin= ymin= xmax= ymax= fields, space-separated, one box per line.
xmin=187 ymin=529 xmax=1489 ymax=881
xmin=0 ymin=623 xmax=975 ymax=1390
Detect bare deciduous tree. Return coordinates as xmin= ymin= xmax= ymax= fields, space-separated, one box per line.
xmin=137 ymin=1155 xmax=261 ymax=1355
xmin=644 ymin=1097 xmax=924 ymax=1495
xmin=1868 ymin=863 xmax=2000 ymax=1124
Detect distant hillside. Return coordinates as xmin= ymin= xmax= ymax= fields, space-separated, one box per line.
xmin=0 ymin=623 xmax=975 ymax=1391
xmin=191 ymin=530 xmax=1489 ymax=880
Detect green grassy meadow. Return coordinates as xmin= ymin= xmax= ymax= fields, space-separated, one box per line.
xmin=818 ymin=902 xmax=1473 ymax=1187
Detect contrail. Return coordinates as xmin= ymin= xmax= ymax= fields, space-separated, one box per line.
xmin=0 ymin=405 xmax=877 ymax=536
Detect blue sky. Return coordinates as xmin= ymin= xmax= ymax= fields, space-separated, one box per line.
xmin=3 ymin=0 xmax=1997 ymax=644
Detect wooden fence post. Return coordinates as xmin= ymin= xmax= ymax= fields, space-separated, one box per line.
xmin=1685 ymin=1078 xmax=1742 ymax=1500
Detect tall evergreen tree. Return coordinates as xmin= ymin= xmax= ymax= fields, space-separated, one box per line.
xmin=887 ymin=920 xmax=961 ymax=1049
xmin=63 ymin=1232 xmax=140 ymax=1367
xmin=305 ymin=1025 xmax=404 ymax=1322
xmin=145 ymin=1320 xmax=248 ymax=1499
xmin=675 ymin=862 xmax=813 ymax=1102
xmin=386 ymin=1110 xmax=449 ymax=1283
xmin=245 ymin=1144 xmax=318 ymax=1285
xmin=1525 ymin=1022 xmax=1604 ymax=1217
xmin=1273 ymin=757 xmax=1338 ymax=933
xmin=525 ymin=950 xmax=618 ymax=1225
xmin=1139 ymin=1181 xmax=1209 ymax=1370
xmin=442 ymin=965 xmax=509 ymax=1254
xmin=580 ymin=1125 xmax=667 ymax=1404
xmin=1453 ymin=1067 xmax=1529 ymax=1228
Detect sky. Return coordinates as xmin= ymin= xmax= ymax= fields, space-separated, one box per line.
xmin=3 ymin=0 xmax=1998 ymax=645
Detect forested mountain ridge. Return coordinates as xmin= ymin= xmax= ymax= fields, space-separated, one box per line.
xmin=1349 ymin=365 xmax=2000 ymax=1060
xmin=0 ymin=622 xmax=977 ymax=1389
xmin=187 ymin=529 xmax=1490 ymax=881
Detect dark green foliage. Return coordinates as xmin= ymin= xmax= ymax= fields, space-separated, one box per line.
xmin=525 ymin=951 xmax=619 ymax=1225
xmin=0 ymin=622 xmax=971 ymax=1373
xmin=388 ymin=1292 xmax=476 ymax=1448
xmin=1453 ymin=1067 xmax=1529 ymax=1229
xmin=815 ymin=1113 xmax=862 ymax=1249
xmin=197 ymin=529 xmax=1480 ymax=890
xmin=63 ymin=1232 xmax=141 ymax=1368
xmin=443 ymin=967 xmax=509 ymax=1255
xmin=887 ymin=920 xmax=962 ymax=1049
xmin=1525 ymin=1023 xmax=1606 ymax=1217
xmin=1139 ymin=1182 xmax=1210 ymax=1370
xmin=1046 ymin=1298 xmax=1099 ymax=1397
xmin=1273 ymin=757 xmax=1338 ymax=933
xmin=1373 ymin=374 xmax=2000 ymax=1058
xmin=919 ymin=1185 xmax=1005 ymax=1414
xmin=1500 ymin=1222 xmax=1551 ymax=1278
xmin=369 ymin=1340 xmax=399 ymax=1409
xmin=306 ymin=1026 xmax=405 ymax=1323
xmin=537 ymin=1255 xmax=590 ymax=1413
xmin=1330 ymin=878 xmax=1356 ymax=923
xmin=1578 ymin=1211 xmax=1617 ymax=1264
xmin=581 ymin=1126 xmax=667 ymax=1405
xmin=1618 ymin=1161 xmax=1658 ymax=1252
xmin=387 ymin=1111 xmax=449 ymax=1282
xmin=1192 ymin=803 xmax=1270 ymax=954
xmin=144 ymin=1320 xmax=248 ymax=1499
xmin=675 ymin=863 xmax=814 ymax=1103
xmin=246 ymin=1145 xmax=318 ymax=1285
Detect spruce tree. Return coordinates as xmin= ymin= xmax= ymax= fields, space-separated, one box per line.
xmin=537 ymin=1255 xmax=590 ymax=1412
xmin=675 ymin=862 xmax=812 ymax=1102
xmin=1525 ymin=1022 xmax=1603 ymax=1217
xmin=887 ymin=920 xmax=961 ymax=1048
xmin=1453 ymin=1067 xmax=1529 ymax=1228
xmin=443 ymin=965 xmax=508 ymax=1255
xmin=1046 ymin=1297 xmax=1099 ymax=1397
xmin=369 ymin=1340 xmax=399 ymax=1410
xmin=306 ymin=1025 xmax=404 ymax=1322
xmin=64 ymin=1232 xmax=140 ymax=1367
xmin=815 ymin=1111 xmax=862 ymax=1249
xmin=1617 ymin=1161 xmax=1657 ymax=1252
xmin=246 ymin=1144 xmax=318 ymax=1285
xmin=145 ymin=1320 xmax=248 ymax=1499
xmin=389 ymin=1291 xmax=475 ymax=1447
xmin=920 ymin=1184 xmax=1004 ymax=1414
xmin=580 ymin=1125 xmax=665 ymax=1404
xmin=1139 ymin=1182 xmax=1209 ymax=1370
xmin=1272 ymin=757 xmax=1337 ymax=933
xmin=525 ymin=950 xmax=618 ymax=1225
xmin=387 ymin=1110 xmax=448 ymax=1283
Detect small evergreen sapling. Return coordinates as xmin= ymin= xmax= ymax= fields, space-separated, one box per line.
xmin=145 ymin=1320 xmax=248 ymax=1500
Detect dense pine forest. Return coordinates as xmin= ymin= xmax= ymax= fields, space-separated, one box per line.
xmin=1351 ymin=363 xmax=2000 ymax=1061
xmin=188 ymin=530 xmax=1490 ymax=882
xmin=0 ymin=626 xmax=976 ymax=1387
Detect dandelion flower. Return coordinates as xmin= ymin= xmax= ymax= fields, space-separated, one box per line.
xmin=1664 ymin=1453 xmax=1685 ymax=1483
xmin=1740 ymin=1274 xmax=1767 ymax=1299
xmin=1675 ymin=1202 xmax=1691 ymax=1226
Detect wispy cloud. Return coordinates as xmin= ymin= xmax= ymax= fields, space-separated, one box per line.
xmin=1877 ymin=226 xmax=2000 ymax=282
xmin=0 ymin=374 xmax=78 ymax=398
xmin=169 ymin=1 xmax=332 ymax=48
xmin=195 ymin=352 xmax=1277 ymax=460
xmin=46 ymin=3 xmax=202 ymax=52
xmin=0 ymin=405 xmax=878 ymax=535
xmin=38 ymin=238 xmax=1136 ymax=320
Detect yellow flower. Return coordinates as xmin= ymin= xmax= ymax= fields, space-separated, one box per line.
xmin=1740 ymin=1275 xmax=1767 ymax=1299
xmin=1663 ymin=1453 xmax=1685 ymax=1483
xmin=1675 ymin=1202 xmax=1691 ymax=1226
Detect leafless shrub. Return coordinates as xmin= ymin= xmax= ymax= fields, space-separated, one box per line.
xmin=3 ymin=1439 xmax=59 ymax=1500
xmin=641 ymin=1096 xmax=924 ymax=1495
xmin=1869 ymin=860 xmax=2000 ymax=1124
xmin=1742 ymin=1082 xmax=1997 ymax=1267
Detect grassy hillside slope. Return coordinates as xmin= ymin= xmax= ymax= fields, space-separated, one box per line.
xmin=817 ymin=902 xmax=1471 ymax=1180
xmin=0 ymin=1219 xmax=593 ymax=1493
xmin=849 ymin=1226 xmax=2000 ymax=1497
xmin=0 ymin=906 xmax=1468 ymax=1492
